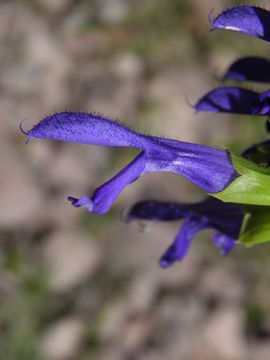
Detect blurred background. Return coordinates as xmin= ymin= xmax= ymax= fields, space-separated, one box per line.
xmin=1 ymin=0 xmax=270 ymax=359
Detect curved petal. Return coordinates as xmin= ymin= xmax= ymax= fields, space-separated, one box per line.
xmin=210 ymin=6 xmax=270 ymax=42
xmin=223 ymin=57 xmax=270 ymax=83
xmin=195 ymin=87 xmax=260 ymax=115
xmin=160 ymin=217 xmax=208 ymax=267
xmin=24 ymin=112 xmax=153 ymax=150
xmin=145 ymin=143 xmax=238 ymax=194
xmin=68 ymin=152 xmax=147 ymax=214
xmin=212 ymin=233 xmax=236 ymax=255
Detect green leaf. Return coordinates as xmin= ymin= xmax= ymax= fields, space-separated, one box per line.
xmin=213 ymin=153 xmax=270 ymax=205
xmin=238 ymin=205 xmax=270 ymax=246
xmin=213 ymin=152 xmax=270 ymax=246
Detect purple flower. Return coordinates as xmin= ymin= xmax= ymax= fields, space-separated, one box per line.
xmin=128 ymin=196 xmax=244 ymax=267
xmin=223 ymin=56 xmax=270 ymax=83
xmin=209 ymin=6 xmax=270 ymax=43
xmin=21 ymin=112 xmax=239 ymax=214
xmin=195 ymin=86 xmax=270 ymax=116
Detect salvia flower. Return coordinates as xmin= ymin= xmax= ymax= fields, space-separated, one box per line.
xmin=128 ymin=196 xmax=244 ymax=267
xmin=21 ymin=112 xmax=239 ymax=214
xmin=127 ymin=137 xmax=270 ymax=266
xmin=126 ymin=139 xmax=270 ymax=267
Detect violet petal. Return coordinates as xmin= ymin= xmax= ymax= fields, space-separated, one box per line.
xmin=210 ymin=6 xmax=270 ymax=42
xmin=68 ymin=152 xmax=147 ymax=214
xmin=212 ymin=233 xmax=236 ymax=255
xmin=26 ymin=112 xmax=153 ymax=150
xmin=160 ymin=217 xmax=208 ymax=267
xmin=195 ymin=87 xmax=260 ymax=114
xmin=145 ymin=141 xmax=238 ymax=193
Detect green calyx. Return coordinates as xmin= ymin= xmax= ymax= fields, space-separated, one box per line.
xmin=238 ymin=205 xmax=270 ymax=246
xmin=213 ymin=153 xmax=270 ymax=246
xmin=213 ymin=153 xmax=270 ymax=206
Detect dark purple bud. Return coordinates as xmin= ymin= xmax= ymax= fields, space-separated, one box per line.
xmin=223 ymin=57 xmax=270 ymax=83
xmin=195 ymin=87 xmax=260 ymax=115
xmin=210 ymin=6 xmax=270 ymax=43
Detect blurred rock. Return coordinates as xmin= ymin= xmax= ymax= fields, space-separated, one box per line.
xmin=45 ymin=146 xmax=93 ymax=191
xmin=41 ymin=317 xmax=84 ymax=360
xmin=200 ymin=264 xmax=246 ymax=303
xmin=248 ymin=342 xmax=270 ymax=360
xmin=192 ymin=306 xmax=247 ymax=360
xmin=24 ymin=141 xmax=54 ymax=169
xmin=75 ymin=54 xmax=144 ymax=120
xmin=25 ymin=21 xmax=72 ymax=111
xmin=100 ymin=300 xmax=153 ymax=359
xmin=42 ymin=229 xmax=101 ymax=291
xmin=0 ymin=3 xmax=72 ymax=136
xmin=37 ymin=0 xmax=74 ymax=14
xmin=133 ymin=293 xmax=206 ymax=360
xmin=125 ymin=272 xmax=159 ymax=313
xmin=145 ymin=67 xmax=210 ymax=142
xmin=115 ymin=316 xmax=153 ymax=355
xmin=98 ymin=0 xmax=129 ymax=24
xmin=46 ymin=196 xmax=83 ymax=228
xmin=64 ymin=31 xmax=113 ymax=58
xmin=0 ymin=140 xmax=43 ymax=228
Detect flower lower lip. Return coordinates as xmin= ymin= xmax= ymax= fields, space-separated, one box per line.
xmin=128 ymin=197 xmax=243 ymax=266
